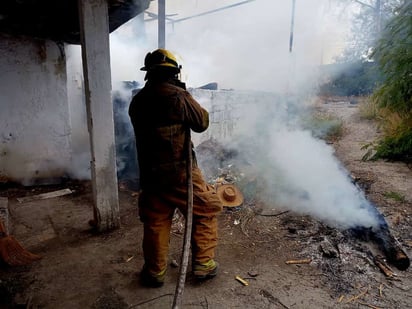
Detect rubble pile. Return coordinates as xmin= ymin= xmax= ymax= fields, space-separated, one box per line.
xmin=196 ymin=138 xmax=259 ymax=206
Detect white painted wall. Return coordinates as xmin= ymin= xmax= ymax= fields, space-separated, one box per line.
xmin=190 ymin=89 xmax=280 ymax=145
xmin=0 ymin=35 xmax=277 ymax=186
xmin=66 ymin=44 xmax=91 ymax=180
xmin=0 ymin=35 xmax=71 ymax=185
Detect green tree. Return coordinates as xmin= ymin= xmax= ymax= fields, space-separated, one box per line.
xmin=372 ymin=0 xmax=412 ymax=114
xmin=368 ymin=0 xmax=412 ymax=162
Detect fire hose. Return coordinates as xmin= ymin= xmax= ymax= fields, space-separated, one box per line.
xmin=172 ymin=130 xmax=193 ymax=309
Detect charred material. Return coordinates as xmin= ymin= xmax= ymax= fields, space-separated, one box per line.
xmin=196 ymin=138 xmax=410 ymax=271
xmin=113 ymin=81 xmax=140 ymax=184
xmin=348 ymin=203 xmax=410 ymax=271
xmin=371 ymin=224 xmax=410 ymax=271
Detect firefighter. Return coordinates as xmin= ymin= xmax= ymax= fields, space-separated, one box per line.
xmin=129 ymin=49 xmax=223 ymax=287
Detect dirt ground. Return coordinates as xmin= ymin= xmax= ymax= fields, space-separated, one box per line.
xmin=1 ymin=97 xmax=411 ymax=309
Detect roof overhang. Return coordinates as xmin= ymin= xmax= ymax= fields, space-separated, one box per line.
xmin=0 ymin=0 xmax=150 ymax=44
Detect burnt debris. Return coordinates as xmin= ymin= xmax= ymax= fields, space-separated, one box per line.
xmin=113 ymin=81 xmax=140 ymax=186
xmin=346 ymin=192 xmax=410 ymax=271
xmin=196 ymin=138 xmax=410 ymax=271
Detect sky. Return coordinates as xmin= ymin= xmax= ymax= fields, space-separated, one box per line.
xmin=110 ymin=0 xmax=353 ymax=92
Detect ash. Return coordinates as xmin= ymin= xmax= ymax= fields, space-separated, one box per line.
xmin=298 ymin=223 xmax=378 ymax=295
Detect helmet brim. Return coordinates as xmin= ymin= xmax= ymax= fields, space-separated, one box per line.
xmin=140 ymin=64 xmax=181 ymax=74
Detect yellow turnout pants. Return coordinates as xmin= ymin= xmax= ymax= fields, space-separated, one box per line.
xmin=138 ymin=167 xmax=223 ymax=275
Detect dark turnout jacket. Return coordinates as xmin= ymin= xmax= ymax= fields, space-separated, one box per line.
xmin=129 ymin=78 xmax=209 ymax=190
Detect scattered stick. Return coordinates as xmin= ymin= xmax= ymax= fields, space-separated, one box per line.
xmin=346 ymin=289 xmax=368 ymax=303
xmin=259 ymin=289 xmax=290 ymax=309
xmin=128 ymin=293 xmax=174 ymax=308
xmin=256 ymin=210 xmax=290 ymax=217
xmin=125 ymin=255 xmax=134 ymax=262
xmin=17 ymin=188 xmax=73 ymax=203
xmin=374 ymin=255 xmax=395 ymax=278
xmin=285 ymin=258 xmax=312 ymax=265
xmin=235 ymin=275 xmax=249 ymax=286
xmin=337 ymin=295 xmax=345 ymax=303
xmin=378 ymin=284 xmax=384 ymax=297
xmin=358 ymin=302 xmax=382 ymax=309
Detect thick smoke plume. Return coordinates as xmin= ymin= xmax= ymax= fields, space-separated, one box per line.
xmin=205 ymin=95 xmax=383 ymax=230
xmin=67 ymin=1 xmax=382 ymax=230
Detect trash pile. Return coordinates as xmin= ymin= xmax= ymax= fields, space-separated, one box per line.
xmin=196 ymin=138 xmax=259 ymax=209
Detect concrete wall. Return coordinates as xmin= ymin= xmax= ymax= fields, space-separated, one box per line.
xmin=190 ymin=88 xmax=280 ymax=145
xmin=0 ymin=42 xmax=277 ymax=186
xmin=0 ymin=35 xmax=71 ymax=185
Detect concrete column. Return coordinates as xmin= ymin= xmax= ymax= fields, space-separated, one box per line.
xmin=78 ymin=0 xmax=120 ymax=231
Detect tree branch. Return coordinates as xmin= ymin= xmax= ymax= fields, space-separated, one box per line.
xmin=353 ymin=0 xmax=376 ymax=10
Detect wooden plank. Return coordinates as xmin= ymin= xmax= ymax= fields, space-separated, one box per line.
xmin=16 ymin=188 xmax=73 ymax=203
xmin=78 ymin=0 xmax=120 ymax=231
xmin=0 ymin=197 xmax=9 ymax=234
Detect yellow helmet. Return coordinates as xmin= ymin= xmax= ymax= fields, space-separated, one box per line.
xmin=140 ymin=48 xmax=181 ymax=72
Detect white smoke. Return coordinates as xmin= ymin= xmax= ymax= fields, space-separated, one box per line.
xmin=196 ymin=93 xmax=383 ymax=230
xmin=107 ymin=0 xmax=352 ymax=89
xmin=247 ymin=108 xmax=380 ymax=229
xmin=66 ymin=1 xmax=381 ymax=229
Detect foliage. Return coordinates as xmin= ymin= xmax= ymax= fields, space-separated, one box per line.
xmin=318 ymin=61 xmax=382 ymax=96
xmin=362 ymin=119 xmax=412 ymax=162
xmin=373 ymin=126 xmax=412 ymax=161
xmin=362 ymin=0 xmax=412 ymax=163
xmin=371 ymin=0 xmax=412 ymax=114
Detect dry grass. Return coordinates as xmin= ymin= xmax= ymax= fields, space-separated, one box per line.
xmin=379 ymin=110 xmax=408 ymax=136
xmin=358 ymin=98 xmax=408 ymax=136
xmin=307 ymin=113 xmax=344 ymax=142
xmin=358 ymin=97 xmax=379 ymax=120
